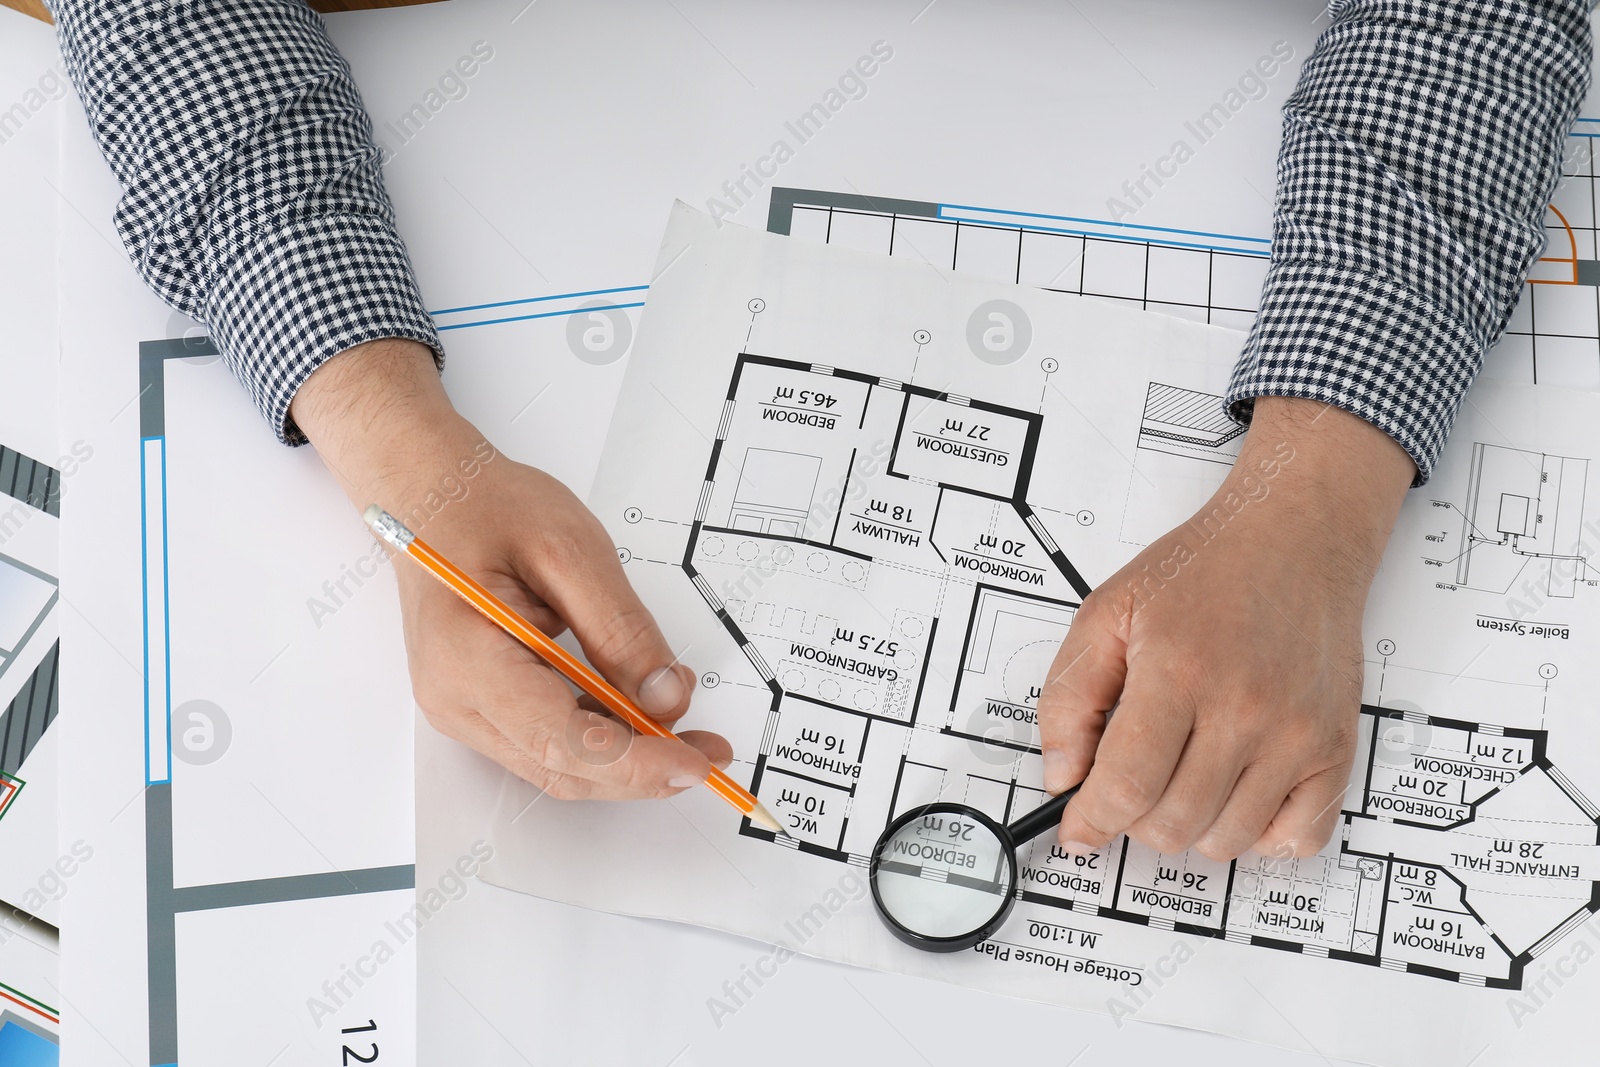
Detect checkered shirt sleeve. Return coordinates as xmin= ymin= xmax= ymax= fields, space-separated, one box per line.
xmin=1228 ymin=0 xmax=1593 ymax=484
xmin=47 ymin=0 xmax=443 ymax=445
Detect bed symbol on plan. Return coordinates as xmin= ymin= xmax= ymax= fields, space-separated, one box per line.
xmin=679 ymin=353 xmax=1093 ymax=856
xmin=726 ymin=448 xmax=823 ymax=538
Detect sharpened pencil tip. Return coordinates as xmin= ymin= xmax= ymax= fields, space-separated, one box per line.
xmin=748 ymin=802 xmax=784 ymax=835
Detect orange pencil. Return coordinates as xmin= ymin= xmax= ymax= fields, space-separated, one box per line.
xmin=364 ymin=505 xmax=783 ymax=834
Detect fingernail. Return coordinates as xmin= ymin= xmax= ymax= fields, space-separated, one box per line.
xmin=1041 ymin=747 xmax=1069 ymax=794
xmin=638 ymin=666 xmax=686 ymax=716
xmin=712 ymin=758 xmax=731 ymax=772
xmin=668 ymin=773 xmax=704 ymax=789
xmin=1057 ymin=839 xmax=1097 ymax=856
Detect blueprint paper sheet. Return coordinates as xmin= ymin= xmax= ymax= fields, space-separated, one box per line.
xmin=319 ymin=2 xmax=1361 ymax=1063
xmin=0 ymin=14 xmax=65 ymax=1055
xmin=481 ymin=203 xmax=1600 ymax=1067
xmin=0 ymin=11 xmax=66 ymax=934
xmin=33 ymin=0 xmax=1594 ymax=1060
xmin=51 ymin=85 xmax=422 ymax=1066
xmin=351 ymin=0 xmax=1365 ymax=1061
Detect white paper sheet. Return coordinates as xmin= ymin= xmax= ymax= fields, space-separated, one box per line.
xmin=38 ymin=0 xmax=1598 ymax=1062
xmin=0 ymin=18 xmax=66 ymax=1057
xmin=480 ymin=203 xmax=1600 ymax=1067
xmin=52 ymin=71 xmax=421 ymax=1067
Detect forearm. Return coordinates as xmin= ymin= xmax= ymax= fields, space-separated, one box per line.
xmin=1212 ymin=396 xmax=1413 ymax=593
xmin=49 ymin=0 xmax=442 ymax=444
xmin=289 ymin=339 xmax=480 ymax=509
xmin=1229 ymin=0 xmax=1592 ymax=483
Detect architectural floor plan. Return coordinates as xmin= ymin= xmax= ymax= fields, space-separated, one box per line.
xmin=685 ymin=352 xmax=1600 ymax=990
xmin=740 ymin=190 xmax=1600 ymax=988
xmin=0 ymin=440 xmax=62 ymax=935
xmin=484 ymin=202 xmax=1600 ymax=1067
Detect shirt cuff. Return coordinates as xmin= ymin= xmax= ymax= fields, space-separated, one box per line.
xmin=1225 ymin=262 xmax=1482 ymax=486
xmin=200 ymin=213 xmax=444 ymax=445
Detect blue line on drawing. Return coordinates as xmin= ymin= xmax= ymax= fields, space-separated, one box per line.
xmin=140 ymin=436 xmax=171 ymax=786
xmin=429 ymin=284 xmax=650 ymax=318
xmin=424 ymin=130 xmax=1600 ymax=336
xmin=934 ymin=202 xmax=1260 ymax=247
xmin=964 ymin=216 xmax=1270 ymax=256
xmin=160 ymin=437 xmax=172 ymax=784
xmin=140 ymin=437 xmax=153 ymax=785
xmin=436 ymin=301 xmax=647 ymax=332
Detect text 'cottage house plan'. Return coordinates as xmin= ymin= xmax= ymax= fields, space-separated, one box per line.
xmin=674 ymin=350 xmax=1600 ymax=991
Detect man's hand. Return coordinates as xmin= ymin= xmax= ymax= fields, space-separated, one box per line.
xmin=1037 ymin=397 xmax=1414 ymax=860
xmin=291 ymin=339 xmax=732 ymax=799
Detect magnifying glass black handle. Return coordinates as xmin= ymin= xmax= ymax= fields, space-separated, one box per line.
xmin=1004 ymin=784 xmax=1080 ymax=846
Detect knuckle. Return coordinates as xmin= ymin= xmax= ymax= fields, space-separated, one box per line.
xmin=536 ymin=769 xmax=591 ymax=802
xmin=1229 ymin=696 xmax=1276 ymax=733
xmin=1095 ymin=767 xmax=1158 ymax=817
xmin=623 ymin=755 xmax=671 ymax=798
xmin=566 ymin=711 xmax=633 ymax=769
xmin=586 ymin=606 xmax=661 ymax=675
xmin=529 ymin=721 xmax=580 ymax=777
xmin=1138 ymin=816 xmax=1196 ymax=856
xmin=1288 ymin=825 xmax=1334 ymax=856
xmin=1073 ymin=589 xmax=1125 ymax=641
xmin=1257 ymin=829 xmax=1321 ymax=861
xmin=1076 ymin=588 xmax=1111 ymax=624
xmin=1064 ymin=805 xmax=1113 ymax=846
xmin=1150 ymin=644 xmax=1208 ymax=690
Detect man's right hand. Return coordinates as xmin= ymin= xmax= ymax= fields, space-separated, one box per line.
xmin=1036 ymin=397 xmax=1414 ymax=861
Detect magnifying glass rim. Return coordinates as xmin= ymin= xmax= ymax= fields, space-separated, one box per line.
xmin=869 ymin=801 xmax=1019 ymax=953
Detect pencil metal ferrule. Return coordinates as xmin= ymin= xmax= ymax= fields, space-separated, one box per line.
xmin=363 ymin=504 xmax=416 ymax=550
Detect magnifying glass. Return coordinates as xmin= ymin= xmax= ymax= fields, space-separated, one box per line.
xmin=869 ymin=787 xmax=1077 ymax=952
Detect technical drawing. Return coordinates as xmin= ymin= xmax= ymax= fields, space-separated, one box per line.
xmin=0 ymin=444 xmax=61 ymax=518
xmin=1136 ymin=382 xmax=1243 ymax=464
xmin=0 ymin=772 xmax=20 ymax=823
xmin=132 ymin=338 xmax=417 ymax=1067
xmin=1453 ymin=442 xmax=1594 ymax=598
xmin=0 ymin=1004 xmax=57 ymax=1062
xmin=0 ymin=641 xmax=56 ymax=793
xmin=0 ymin=455 xmax=61 ymax=925
xmin=0 ymin=554 xmax=55 ymax=692
xmin=0 ymin=639 xmax=56 ymax=824
xmin=680 ymin=353 xmax=1088 ymax=854
xmin=728 ymin=447 xmax=822 ymax=536
xmin=664 ymin=349 xmax=1600 ymax=990
xmin=770 ymin=144 xmax=1600 ymax=388
xmin=767 ymin=187 xmax=1268 ymax=333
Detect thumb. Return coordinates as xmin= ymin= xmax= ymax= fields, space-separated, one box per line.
xmin=526 ymin=528 xmax=695 ymax=726
xmin=1036 ymin=594 xmax=1128 ymax=794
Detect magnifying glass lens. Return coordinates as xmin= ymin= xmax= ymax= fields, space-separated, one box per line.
xmin=872 ymin=809 xmax=1014 ymax=942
